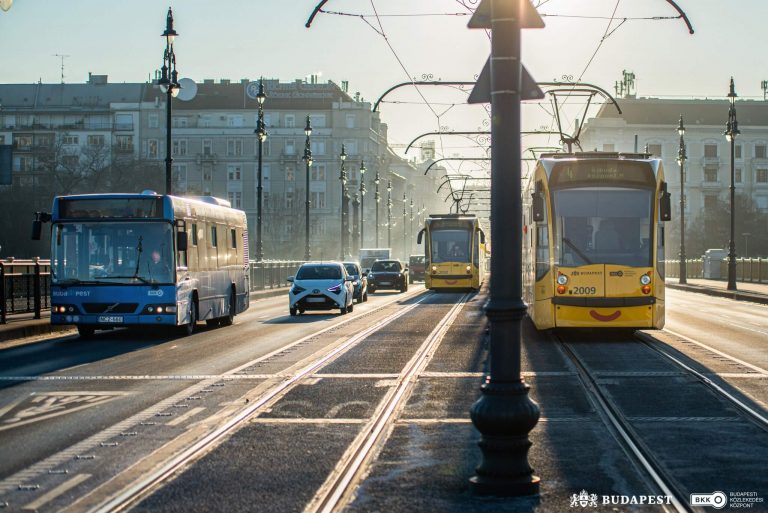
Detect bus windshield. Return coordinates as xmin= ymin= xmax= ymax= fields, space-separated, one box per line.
xmin=52 ymin=222 xmax=174 ymax=284
xmin=430 ymin=229 xmax=471 ymax=263
xmin=552 ymin=187 xmax=653 ymax=267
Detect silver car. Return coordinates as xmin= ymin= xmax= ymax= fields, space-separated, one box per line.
xmin=287 ymin=262 xmax=355 ymax=316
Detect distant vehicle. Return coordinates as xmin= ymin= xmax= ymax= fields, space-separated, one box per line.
xmin=359 ymin=248 xmax=391 ymax=273
xmin=367 ymin=259 xmax=408 ymax=293
xmin=287 ymin=262 xmax=355 ymax=316
xmin=417 ymin=213 xmax=487 ymax=291
xmin=343 ymin=261 xmax=368 ymax=303
xmin=408 ymin=255 xmax=425 ymax=283
xmin=35 ymin=192 xmax=250 ymax=338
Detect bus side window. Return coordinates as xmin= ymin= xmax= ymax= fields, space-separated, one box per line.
xmin=176 ymin=223 xmax=188 ymax=268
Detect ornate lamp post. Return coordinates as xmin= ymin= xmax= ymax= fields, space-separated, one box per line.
xmin=402 ymin=192 xmax=408 ymax=260
xmin=386 ymin=180 xmax=392 ymax=248
xmin=724 ymin=77 xmax=740 ymax=291
xmin=339 ymin=145 xmax=348 ymax=260
xmin=409 ymin=197 xmax=414 ymax=256
xmin=359 ymin=161 xmax=367 ymax=247
xmin=352 ymin=193 xmax=360 ymax=256
xmin=302 ymin=115 xmax=313 ymax=260
xmin=159 ymin=7 xmax=180 ymax=195
xmin=255 ymin=79 xmax=267 ymax=261
xmin=677 ymin=115 xmax=687 ymax=284
xmin=374 ymin=168 xmax=381 ymax=246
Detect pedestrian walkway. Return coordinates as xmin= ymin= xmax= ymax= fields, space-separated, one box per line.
xmin=666 ymin=278 xmax=768 ymax=305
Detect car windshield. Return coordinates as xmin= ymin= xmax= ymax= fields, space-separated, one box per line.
xmin=371 ymin=261 xmax=400 ymax=272
xmin=51 ymin=221 xmax=174 ymax=284
xmin=343 ymin=264 xmax=359 ymax=276
xmin=296 ymin=265 xmax=343 ymax=280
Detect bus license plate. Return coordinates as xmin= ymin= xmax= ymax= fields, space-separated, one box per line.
xmin=98 ymin=315 xmax=123 ymax=323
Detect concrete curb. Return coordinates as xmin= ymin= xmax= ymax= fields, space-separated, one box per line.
xmin=0 ymin=288 xmax=290 ymax=344
xmin=665 ymin=282 xmax=768 ymax=305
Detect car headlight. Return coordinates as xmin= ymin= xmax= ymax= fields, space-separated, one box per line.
xmin=291 ymin=285 xmax=306 ymax=294
xmin=353 ymin=280 xmax=359 ymax=286
xmin=327 ymin=283 xmax=343 ymax=293
xmin=557 ymin=274 xmax=568 ymax=285
xmin=640 ymin=274 xmax=651 ymax=285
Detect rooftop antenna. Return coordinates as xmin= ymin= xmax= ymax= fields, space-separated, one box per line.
xmin=53 ymin=54 xmax=70 ymax=84
xmin=762 ymin=80 xmax=768 ymax=101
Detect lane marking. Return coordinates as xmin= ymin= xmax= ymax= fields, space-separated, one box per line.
xmin=0 ymin=374 xmax=276 ymax=381
xmin=22 ymin=473 xmax=91 ymax=511
xmin=248 ymin=418 xmax=366 ymax=424
xmin=0 ymin=393 xmax=129 ymax=433
xmin=661 ymin=327 xmax=768 ymax=375
xmin=165 ymin=407 xmax=206 ymax=427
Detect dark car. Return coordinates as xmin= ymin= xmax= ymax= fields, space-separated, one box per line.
xmin=368 ymin=259 xmax=408 ymax=293
xmin=408 ymin=255 xmax=425 ymax=283
xmin=343 ymin=261 xmax=368 ymax=303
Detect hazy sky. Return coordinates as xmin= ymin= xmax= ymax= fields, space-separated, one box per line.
xmin=2 ymin=0 xmax=766 ymax=164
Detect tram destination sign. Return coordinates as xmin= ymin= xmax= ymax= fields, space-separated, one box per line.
xmin=59 ymin=197 xmax=164 ymax=219
xmin=551 ymin=161 xmax=655 ymax=188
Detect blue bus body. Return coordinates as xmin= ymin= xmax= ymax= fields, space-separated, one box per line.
xmin=49 ymin=193 xmax=249 ymax=334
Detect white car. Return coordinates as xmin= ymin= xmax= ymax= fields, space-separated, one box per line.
xmin=287 ymin=262 xmax=355 ymax=316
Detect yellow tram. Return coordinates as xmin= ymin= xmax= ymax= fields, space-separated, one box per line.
xmin=523 ymin=153 xmax=671 ymax=329
xmin=417 ymin=214 xmax=487 ymax=291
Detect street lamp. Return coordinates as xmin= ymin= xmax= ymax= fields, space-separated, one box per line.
xmin=402 ymin=192 xmax=407 ymax=260
xmin=677 ymin=115 xmax=687 ymax=284
xmin=359 ymin=161 xmax=367 ymax=248
xmin=386 ymin=180 xmax=392 ymax=248
xmin=409 ymin=197 xmax=414 ymax=257
xmin=339 ymin=144 xmax=348 ymax=260
xmin=303 ymin=115 xmax=313 ymax=260
xmin=352 ymin=193 xmax=360 ymax=256
xmin=255 ymin=79 xmax=267 ymax=261
xmin=374 ymin=167 xmax=381 ymax=247
xmin=724 ymin=77 xmax=740 ymax=291
xmin=159 ymin=7 xmax=180 ymax=195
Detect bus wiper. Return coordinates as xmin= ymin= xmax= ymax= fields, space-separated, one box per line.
xmin=108 ymin=275 xmax=151 ymax=284
xmin=133 ymin=235 xmax=143 ymax=278
xmin=55 ymin=278 xmax=82 ymax=286
xmin=563 ymin=237 xmax=593 ymax=265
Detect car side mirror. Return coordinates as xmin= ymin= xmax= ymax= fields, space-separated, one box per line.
xmin=362 ymin=271 xmax=369 ymax=276
xmin=659 ymin=182 xmax=671 ymax=222
xmin=287 ymin=276 xmax=295 ymax=282
xmin=532 ymin=193 xmax=545 ymax=223
xmin=177 ymin=231 xmax=188 ymax=251
xmin=345 ymin=276 xmax=355 ymax=282
xmin=417 ymin=228 xmax=425 ymax=244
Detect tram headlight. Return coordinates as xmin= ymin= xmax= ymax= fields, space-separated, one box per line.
xmin=466 ymin=265 xmax=471 ymax=273
xmin=640 ymin=274 xmax=651 ymax=285
xmin=557 ymin=274 xmax=568 ymax=285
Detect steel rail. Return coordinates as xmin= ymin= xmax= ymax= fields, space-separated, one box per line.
xmin=553 ymin=334 xmax=690 ymax=513
xmin=661 ymin=328 xmax=768 ymax=376
xmin=89 ymin=289 xmax=432 ymax=513
xmin=305 ymin=292 xmax=472 ymax=513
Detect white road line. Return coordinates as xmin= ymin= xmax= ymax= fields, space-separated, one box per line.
xmin=165 ymin=407 xmax=206 ymax=427
xmin=662 ymin=327 xmax=768 ymax=375
xmin=249 ymin=418 xmax=366 ymax=424
xmin=23 ymin=473 xmax=91 ymax=511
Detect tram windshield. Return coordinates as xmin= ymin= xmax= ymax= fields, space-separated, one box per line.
xmin=430 ymin=229 xmax=471 ymax=263
xmin=51 ymin=222 xmax=174 ymax=284
xmin=553 ymin=187 xmax=653 ymax=267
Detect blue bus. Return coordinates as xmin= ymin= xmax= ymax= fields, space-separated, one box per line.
xmin=37 ymin=192 xmax=250 ymax=337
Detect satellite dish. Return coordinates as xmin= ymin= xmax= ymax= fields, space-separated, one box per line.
xmin=177 ymin=78 xmax=198 ymax=101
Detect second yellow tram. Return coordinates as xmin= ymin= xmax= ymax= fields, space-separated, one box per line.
xmin=417 ymin=214 xmax=487 ymax=291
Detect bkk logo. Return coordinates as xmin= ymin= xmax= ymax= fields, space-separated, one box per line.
xmin=570 ymin=490 xmax=672 ymax=508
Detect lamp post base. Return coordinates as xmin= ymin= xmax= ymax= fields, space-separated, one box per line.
xmin=469 ymin=380 xmax=540 ymax=497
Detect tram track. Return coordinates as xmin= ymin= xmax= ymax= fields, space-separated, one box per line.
xmin=0 ymin=288 xmax=429 ymax=512
xmin=554 ymin=329 xmax=768 ymax=513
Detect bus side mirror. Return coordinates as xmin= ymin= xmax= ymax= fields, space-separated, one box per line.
xmin=660 ymin=182 xmax=671 ymax=222
xmin=532 ymin=193 xmax=545 ymax=222
xmin=177 ymin=231 xmax=188 ymax=251
xmin=478 ymin=229 xmax=486 ymax=244
xmin=32 ymin=220 xmax=42 ymax=240
xmin=417 ymin=228 xmax=425 ymax=245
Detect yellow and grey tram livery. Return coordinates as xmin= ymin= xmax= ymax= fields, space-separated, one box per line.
xmin=417 ymin=214 xmax=486 ymax=291
xmin=523 ymin=153 xmax=671 ymax=329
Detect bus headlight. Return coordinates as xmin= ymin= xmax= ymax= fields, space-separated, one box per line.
xmin=557 ymin=274 xmax=568 ymax=285
xmin=640 ymin=274 xmax=651 ymax=285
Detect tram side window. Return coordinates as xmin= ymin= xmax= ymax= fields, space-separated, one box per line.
xmin=536 ymin=224 xmax=549 ymax=280
xmin=657 ymin=221 xmax=665 ymax=279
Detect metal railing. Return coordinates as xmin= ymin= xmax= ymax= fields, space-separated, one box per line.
xmin=0 ymin=259 xmax=51 ymax=323
xmin=248 ymin=260 xmax=304 ymax=291
xmin=666 ymin=257 xmax=768 ymax=283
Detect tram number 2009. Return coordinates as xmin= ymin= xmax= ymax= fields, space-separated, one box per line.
xmin=573 ymin=287 xmax=597 ymax=295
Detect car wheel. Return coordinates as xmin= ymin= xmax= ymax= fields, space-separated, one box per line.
xmin=369 ymin=285 xmax=376 ymax=294
xmin=340 ymin=304 xmax=347 ymax=315
xmin=299 ymin=307 xmax=305 ymax=314
xmin=78 ymin=325 xmax=95 ymax=339
xmin=290 ymin=307 xmax=298 ymax=316
xmin=348 ymin=300 xmax=354 ymax=313
xmin=363 ymin=291 xmax=368 ymax=302
xmin=409 ymin=276 xmax=414 ymax=284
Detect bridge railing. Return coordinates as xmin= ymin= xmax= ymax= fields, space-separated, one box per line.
xmin=0 ymin=258 xmax=51 ymax=323
xmin=248 ymin=260 xmax=305 ymax=291
xmin=665 ymin=258 xmax=768 ymax=283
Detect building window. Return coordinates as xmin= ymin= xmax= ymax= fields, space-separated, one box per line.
xmin=310 ymin=140 xmax=326 ymax=155
xmin=735 ymin=144 xmax=742 ymax=159
xmin=62 ymin=135 xmax=79 ymax=145
xmin=173 ymin=164 xmax=188 ymax=192
xmin=148 ymin=139 xmax=159 ymax=159
xmin=704 ymin=144 xmax=718 ymax=158
xmin=228 ymin=192 xmax=242 ymax=209
xmin=227 ymin=138 xmax=243 ymax=156
xmin=203 ymin=139 xmax=213 ymax=156
xmin=285 ymin=115 xmax=295 ymax=128
xmin=757 ymin=168 xmax=768 ymax=183
xmin=264 ymin=113 xmax=273 ymax=127
xmin=755 ymin=144 xmax=767 ymax=159
xmin=311 ymin=164 xmax=326 ymax=181
xmin=172 ymin=116 xmax=188 ymax=128
xmin=343 ymin=140 xmax=358 ymax=155
xmin=227 ymin=115 xmax=244 ymax=128
xmin=285 ymin=191 xmax=294 ymax=209
xmin=227 ymin=164 xmax=242 ymax=181
xmin=346 ymin=114 xmax=355 ymax=129
xmin=88 ymin=135 xmax=105 ymax=146
xmin=735 ymin=168 xmax=742 ymax=183
xmin=310 ymin=114 xmax=326 ymax=128
xmin=172 ymin=139 xmax=188 ymax=156
xmin=704 ymin=166 xmax=718 ymax=182
xmin=311 ymin=191 xmax=326 ymax=208
xmin=62 ymin=155 xmax=79 ymax=168
xmin=116 ymin=135 xmax=133 ymax=151
xmin=201 ymin=115 xmax=211 ymax=128
xmin=114 ymin=113 xmax=133 ymax=130
xmin=285 ymin=167 xmax=295 ymax=181
xmin=18 ymin=156 xmax=33 ymax=172
xmin=285 ymin=139 xmax=295 ymax=155
xmin=149 ymin=113 xmax=159 ymax=129
xmin=647 ymin=144 xmax=662 ymax=157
